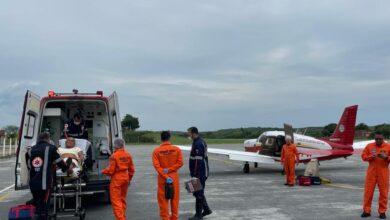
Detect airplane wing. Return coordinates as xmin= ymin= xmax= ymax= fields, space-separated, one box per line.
xmin=176 ymin=145 xmax=276 ymax=164
xmin=297 ymin=148 xmax=355 ymax=160
xmin=353 ymin=140 xmax=373 ymax=150
xmin=352 ymin=140 xmax=379 ymax=154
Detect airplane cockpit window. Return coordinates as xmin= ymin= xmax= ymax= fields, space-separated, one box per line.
xmin=259 ymin=135 xmax=267 ymax=145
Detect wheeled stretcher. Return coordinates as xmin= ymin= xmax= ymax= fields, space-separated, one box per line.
xmin=50 ymin=172 xmax=86 ymax=220
xmin=49 ymin=139 xmax=92 ymax=220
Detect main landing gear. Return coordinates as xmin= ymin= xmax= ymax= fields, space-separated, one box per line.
xmin=243 ymin=162 xmax=250 ymax=173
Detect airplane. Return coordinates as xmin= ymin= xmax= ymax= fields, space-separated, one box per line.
xmin=178 ymin=105 xmax=361 ymax=173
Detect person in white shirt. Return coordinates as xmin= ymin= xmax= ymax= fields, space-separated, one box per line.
xmin=58 ymin=137 xmax=84 ymax=177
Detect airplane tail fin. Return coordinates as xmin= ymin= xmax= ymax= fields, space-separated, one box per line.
xmin=329 ymin=105 xmax=358 ymax=146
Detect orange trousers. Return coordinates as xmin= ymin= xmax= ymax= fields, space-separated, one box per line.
xmin=110 ymin=179 xmax=129 ymax=220
xmin=363 ymin=171 xmax=389 ymax=213
xmin=157 ymin=175 xmax=180 ymax=220
xmin=284 ymin=158 xmax=296 ymax=185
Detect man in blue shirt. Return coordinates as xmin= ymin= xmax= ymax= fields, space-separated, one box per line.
xmin=63 ymin=113 xmax=88 ymax=140
xmin=26 ymin=132 xmax=71 ymax=219
xmin=187 ymin=127 xmax=212 ymax=220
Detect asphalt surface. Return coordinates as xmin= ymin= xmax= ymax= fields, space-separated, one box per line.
xmin=0 ymin=143 xmax=383 ymax=220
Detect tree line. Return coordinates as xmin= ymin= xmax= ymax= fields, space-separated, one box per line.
xmin=2 ymin=114 xmax=389 ymax=143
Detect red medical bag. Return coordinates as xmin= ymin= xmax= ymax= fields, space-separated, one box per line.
xmin=297 ymin=176 xmax=311 ymax=186
xmin=8 ymin=205 xmax=35 ymax=220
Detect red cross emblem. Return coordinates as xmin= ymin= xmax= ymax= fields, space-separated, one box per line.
xmin=32 ymin=157 xmax=43 ymax=168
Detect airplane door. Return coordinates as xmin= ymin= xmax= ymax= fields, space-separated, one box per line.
xmin=108 ymin=92 xmax=123 ymax=145
xmin=15 ymin=90 xmax=41 ymax=190
xmin=284 ymin=123 xmax=294 ymax=143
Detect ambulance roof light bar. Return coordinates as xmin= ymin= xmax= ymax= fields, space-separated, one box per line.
xmin=48 ymin=90 xmax=55 ymax=97
xmin=48 ymin=89 xmax=104 ymax=97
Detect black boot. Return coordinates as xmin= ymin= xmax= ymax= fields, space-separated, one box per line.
xmin=202 ymin=197 xmax=212 ymax=217
xmin=188 ymin=198 xmax=203 ymax=220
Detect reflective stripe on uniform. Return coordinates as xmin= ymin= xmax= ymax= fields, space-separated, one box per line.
xmin=42 ymin=146 xmax=49 ymax=190
xmin=54 ymin=157 xmax=63 ymax=164
xmin=68 ymin=133 xmax=82 ymax=136
xmin=190 ymin=156 xmax=203 ymax=160
xmin=204 ymin=159 xmax=208 ymax=177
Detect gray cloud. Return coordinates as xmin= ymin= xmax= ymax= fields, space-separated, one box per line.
xmin=1 ymin=1 xmax=390 ymax=130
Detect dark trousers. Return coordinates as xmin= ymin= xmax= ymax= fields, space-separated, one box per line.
xmin=31 ymin=189 xmax=51 ymax=219
xmin=192 ymin=178 xmax=211 ymax=215
xmin=193 ymin=178 xmax=206 ymax=199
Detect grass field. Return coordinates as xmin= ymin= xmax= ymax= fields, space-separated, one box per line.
xmin=129 ymin=131 xmax=244 ymax=145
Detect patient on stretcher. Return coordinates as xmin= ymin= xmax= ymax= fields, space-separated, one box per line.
xmin=57 ymin=137 xmax=85 ymax=178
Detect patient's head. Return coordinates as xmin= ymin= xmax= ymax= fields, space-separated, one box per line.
xmin=65 ymin=137 xmax=76 ymax=148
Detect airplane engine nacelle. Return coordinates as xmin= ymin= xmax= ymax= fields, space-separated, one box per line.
xmin=244 ymin=139 xmax=257 ymax=148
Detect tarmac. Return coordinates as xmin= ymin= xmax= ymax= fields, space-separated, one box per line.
xmin=0 ymin=143 xmax=383 ymax=220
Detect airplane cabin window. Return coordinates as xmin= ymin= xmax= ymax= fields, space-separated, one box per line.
xmin=265 ymin=138 xmax=274 ymax=146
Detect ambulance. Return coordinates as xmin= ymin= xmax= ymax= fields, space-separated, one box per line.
xmin=15 ymin=89 xmax=122 ymax=201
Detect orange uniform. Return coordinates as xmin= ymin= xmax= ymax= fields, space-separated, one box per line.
xmin=281 ymin=143 xmax=299 ymax=185
xmin=362 ymin=142 xmax=390 ymax=214
xmin=103 ymin=148 xmax=135 ymax=220
xmin=152 ymin=142 xmax=184 ymax=220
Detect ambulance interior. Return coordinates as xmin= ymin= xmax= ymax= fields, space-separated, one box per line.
xmin=40 ymin=100 xmax=112 ymax=180
xmin=258 ymin=135 xmax=285 ymax=157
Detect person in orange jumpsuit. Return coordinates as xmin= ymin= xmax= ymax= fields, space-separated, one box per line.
xmin=361 ymin=132 xmax=390 ymax=219
xmin=152 ymin=131 xmax=184 ymax=220
xmin=281 ymin=135 xmax=299 ymax=186
xmin=103 ymin=138 xmax=135 ymax=220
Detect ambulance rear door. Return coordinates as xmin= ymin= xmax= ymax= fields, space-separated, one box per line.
xmin=15 ymin=90 xmax=41 ymax=190
xmin=108 ymin=92 xmax=122 ymax=146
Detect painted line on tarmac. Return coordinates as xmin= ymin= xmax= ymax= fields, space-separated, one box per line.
xmin=0 ymin=192 xmax=10 ymax=202
xmin=323 ymin=183 xmax=363 ymax=190
xmin=0 ymin=184 xmax=15 ymax=194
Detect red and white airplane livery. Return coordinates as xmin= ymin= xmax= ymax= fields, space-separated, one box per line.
xmin=179 ymin=105 xmax=363 ymax=173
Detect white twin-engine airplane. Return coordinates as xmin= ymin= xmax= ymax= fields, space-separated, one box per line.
xmin=178 ymin=105 xmax=367 ymax=173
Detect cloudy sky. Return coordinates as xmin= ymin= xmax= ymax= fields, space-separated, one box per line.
xmin=1 ymin=1 xmax=390 ymax=131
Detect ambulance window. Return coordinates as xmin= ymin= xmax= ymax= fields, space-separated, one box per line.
xmin=25 ymin=113 xmax=36 ymax=139
xmin=112 ymin=112 xmax=119 ymax=137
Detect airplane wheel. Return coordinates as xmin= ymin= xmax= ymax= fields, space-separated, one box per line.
xmin=254 ymin=162 xmax=258 ymax=168
xmin=243 ymin=162 xmax=250 ymax=173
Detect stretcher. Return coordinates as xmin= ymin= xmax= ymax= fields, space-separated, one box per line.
xmin=49 ymin=139 xmax=92 ymax=220
xmin=50 ymin=172 xmax=86 ymax=220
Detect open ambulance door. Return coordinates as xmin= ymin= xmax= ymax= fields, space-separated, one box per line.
xmin=15 ymin=91 xmax=41 ymax=190
xmin=108 ymin=92 xmax=122 ymax=147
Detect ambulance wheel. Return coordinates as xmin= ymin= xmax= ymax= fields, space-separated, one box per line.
xmin=254 ymin=162 xmax=258 ymax=168
xmin=243 ymin=162 xmax=250 ymax=173
xmin=79 ymin=210 xmax=86 ymax=220
xmin=76 ymin=208 xmax=86 ymax=220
